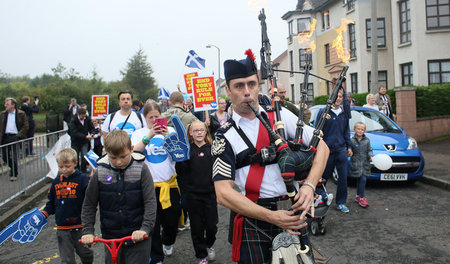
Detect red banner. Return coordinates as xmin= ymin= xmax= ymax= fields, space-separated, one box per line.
xmin=91 ymin=95 xmax=109 ymax=119
xmin=192 ymin=76 xmax=218 ymax=111
xmin=184 ymin=72 xmax=198 ymax=94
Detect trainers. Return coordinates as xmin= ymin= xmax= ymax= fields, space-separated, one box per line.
xmin=9 ymin=176 xmax=17 ymax=182
xmin=355 ymin=195 xmax=361 ymax=203
xmin=207 ymin=246 xmax=216 ymax=261
xmin=163 ymin=244 xmax=173 ymax=256
xmin=314 ymin=195 xmax=323 ymax=207
xmin=198 ymin=258 xmax=208 ymax=264
xmin=337 ymin=204 xmax=350 ymax=213
xmin=326 ymin=193 xmax=334 ymax=206
xmin=359 ymin=197 xmax=369 ymax=208
xmin=184 ymin=218 xmax=190 ymax=228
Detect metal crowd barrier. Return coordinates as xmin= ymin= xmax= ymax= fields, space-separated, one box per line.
xmin=0 ymin=130 xmax=67 ymax=208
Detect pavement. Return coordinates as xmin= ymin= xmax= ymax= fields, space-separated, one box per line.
xmin=418 ymin=136 xmax=450 ymax=191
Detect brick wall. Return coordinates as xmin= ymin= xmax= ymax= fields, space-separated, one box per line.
xmin=395 ymin=87 xmax=450 ymax=142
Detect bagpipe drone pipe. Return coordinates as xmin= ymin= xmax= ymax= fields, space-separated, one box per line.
xmin=256 ymin=8 xmax=349 ymax=263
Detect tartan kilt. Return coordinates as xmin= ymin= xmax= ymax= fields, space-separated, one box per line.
xmin=229 ymin=197 xmax=286 ymax=264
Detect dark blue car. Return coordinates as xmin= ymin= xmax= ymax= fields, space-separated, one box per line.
xmin=309 ymin=105 xmax=425 ymax=182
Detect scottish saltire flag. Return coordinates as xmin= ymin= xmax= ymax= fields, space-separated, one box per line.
xmin=158 ymin=87 xmax=171 ymax=100
xmin=185 ymin=50 xmax=206 ymax=70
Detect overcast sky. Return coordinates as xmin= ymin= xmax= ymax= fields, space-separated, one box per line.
xmin=0 ymin=0 xmax=297 ymax=93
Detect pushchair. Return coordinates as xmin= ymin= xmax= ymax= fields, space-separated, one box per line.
xmin=307 ymin=178 xmax=332 ymax=235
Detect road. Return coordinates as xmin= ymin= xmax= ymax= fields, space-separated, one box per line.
xmin=0 ymin=180 xmax=449 ymax=264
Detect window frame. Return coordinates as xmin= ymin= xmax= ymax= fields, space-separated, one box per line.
xmin=289 ymin=50 xmax=294 ymax=76
xmin=300 ymin=83 xmax=314 ymax=102
xmin=325 ymin=44 xmax=330 ymax=65
xmin=348 ymin=23 xmax=356 ymax=58
xmin=428 ymin=59 xmax=450 ymax=84
xmin=299 ymin=49 xmax=313 ymax=70
xmin=350 ymin=73 xmax=358 ymax=94
xmin=366 ymin=18 xmax=386 ymax=48
xmin=297 ymin=17 xmax=311 ymax=33
xmin=368 ymin=70 xmax=388 ymax=90
xmin=426 ymin=0 xmax=450 ymax=29
xmin=401 ymin=62 xmax=413 ymax=86
xmin=399 ymin=0 xmax=411 ymax=43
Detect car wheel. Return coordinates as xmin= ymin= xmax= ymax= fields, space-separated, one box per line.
xmin=332 ymin=167 xmax=339 ymax=183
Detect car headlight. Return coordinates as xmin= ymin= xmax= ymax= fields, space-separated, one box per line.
xmin=407 ymin=137 xmax=418 ymax=150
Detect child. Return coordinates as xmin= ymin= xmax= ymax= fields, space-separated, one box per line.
xmin=41 ymin=148 xmax=94 ymax=264
xmin=131 ymin=102 xmax=181 ymax=264
xmin=91 ymin=119 xmax=103 ymax=157
xmin=175 ymin=121 xmax=218 ymax=264
xmin=350 ymin=122 xmax=373 ymax=208
xmin=81 ymin=129 xmax=157 ymax=264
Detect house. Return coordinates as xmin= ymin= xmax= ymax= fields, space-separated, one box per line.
xmin=281 ymin=0 xmax=450 ymax=102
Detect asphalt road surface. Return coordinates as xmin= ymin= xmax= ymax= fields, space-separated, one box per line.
xmin=0 ymin=180 xmax=449 ymax=264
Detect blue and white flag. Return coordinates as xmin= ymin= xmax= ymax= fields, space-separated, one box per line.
xmin=84 ymin=150 xmax=99 ymax=169
xmin=185 ymin=50 xmax=206 ymax=70
xmin=158 ymin=87 xmax=171 ymax=100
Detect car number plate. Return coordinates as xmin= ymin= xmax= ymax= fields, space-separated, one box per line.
xmin=381 ymin=173 xmax=408 ymax=181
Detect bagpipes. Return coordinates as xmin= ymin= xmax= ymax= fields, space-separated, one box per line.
xmin=255 ymin=9 xmax=349 ymax=264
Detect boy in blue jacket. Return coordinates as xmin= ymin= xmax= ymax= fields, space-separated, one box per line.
xmin=41 ymin=148 xmax=93 ymax=264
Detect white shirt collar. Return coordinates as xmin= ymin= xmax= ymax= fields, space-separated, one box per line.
xmin=232 ymin=105 xmax=266 ymax=129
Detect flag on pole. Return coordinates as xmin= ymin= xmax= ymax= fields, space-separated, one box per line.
xmin=185 ymin=50 xmax=206 ymax=70
xmin=158 ymin=87 xmax=171 ymax=100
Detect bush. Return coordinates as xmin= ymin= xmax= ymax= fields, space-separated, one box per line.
xmin=415 ymin=83 xmax=450 ymax=118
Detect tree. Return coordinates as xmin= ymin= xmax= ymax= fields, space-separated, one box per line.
xmin=121 ymin=48 xmax=158 ymax=101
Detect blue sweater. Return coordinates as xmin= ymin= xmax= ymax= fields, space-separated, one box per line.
xmin=316 ymin=107 xmax=351 ymax=153
xmin=42 ymin=169 xmax=90 ymax=229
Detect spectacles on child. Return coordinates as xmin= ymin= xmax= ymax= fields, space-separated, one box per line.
xmin=192 ymin=129 xmax=206 ymax=133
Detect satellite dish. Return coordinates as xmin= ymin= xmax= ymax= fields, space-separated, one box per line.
xmin=372 ymin=154 xmax=393 ymax=171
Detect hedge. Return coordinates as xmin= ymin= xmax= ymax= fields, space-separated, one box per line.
xmin=312 ymin=84 xmax=450 ymax=118
xmin=415 ymin=83 xmax=450 ymax=118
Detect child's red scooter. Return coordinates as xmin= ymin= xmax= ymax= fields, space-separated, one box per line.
xmin=79 ymin=235 xmax=148 ymax=264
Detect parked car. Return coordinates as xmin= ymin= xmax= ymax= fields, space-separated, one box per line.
xmin=309 ymin=105 xmax=425 ymax=182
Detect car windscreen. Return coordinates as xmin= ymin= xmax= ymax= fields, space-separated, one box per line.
xmin=350 ymin=109 xmax=401 ymax=133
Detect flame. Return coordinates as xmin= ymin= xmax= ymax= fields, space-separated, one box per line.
xmin=331 ymin=18 xmax=355 ymax=64
xmin=324 ymin=12 xmax=329 ymax=16
xmin=294 ymin=18 xmax=317 ymax=53
xmin=248 ymin=0 xmax=267 ymax=14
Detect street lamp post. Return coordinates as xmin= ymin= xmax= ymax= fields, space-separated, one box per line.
xmin=206 ymin=44 xmax=221 ymax=80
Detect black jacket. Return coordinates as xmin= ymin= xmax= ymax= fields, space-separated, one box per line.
xmin=41 ymin=169 xmax=90 ymax=229
xmin=20 ymin=103 xmax=39 ymax=123
xmin=176 ymin=143 xmax=215 ymax=194
xmin=69 ymin=116 xmax=94 ymax=147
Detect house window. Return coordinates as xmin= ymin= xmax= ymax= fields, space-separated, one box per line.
xmin=301 ymin=83 xmax=314 ymax=102
xmin=289 ymin=51 xmax=294 ymax=75
xmin=347 ymin=0 xmax=355 ymax=11
xmin=288 ymin=20 xmax=294 ymax=36
xmin=325 ymin=44 xmax=330 ymax=65
xmin=297 ymin=17 xmax=311 ymax=33
xmin=428 ymin=59 xmax=450 ymax=84
xmin=322 ymin=11 xmax=330 ymax=30
xmin=348 ymin=23 xmax=356 ymax=58
xmin=350 ymin=73 xmax=358 ymax=94
xmin=399 ymin=0 xmax=411 ymax=43
xmin=291 ymin=84 xmax=296 ymax=103
xmin=401 ymin=62 xmax=413 ymax=86
xmin=366 ymin=18 xmax=386 ymax=48
xmin=299 ymin=49 xmax=312 ymax=69
xmin=368 ymin=71 xmax=388 ymax=90
xmin=426 ymin=0 xmax=450 ymax=29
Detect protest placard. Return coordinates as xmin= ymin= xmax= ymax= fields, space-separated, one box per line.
xmin=91 ymin=95 xmax=109 ymax=119
xmin=191 ymin=76 xmax=218 ymax=112
xmin=184 ymin=72 xmax=198 ymax=94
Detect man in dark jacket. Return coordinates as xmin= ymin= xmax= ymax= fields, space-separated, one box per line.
xmin=0 ymin=97 xmax=28 ymax=181
xmin=63 ymin=98 xmax=80 ymax=130
xmin=69 ymin=108 xmax=94 ymax=173
xmin=315 ymin=90 xmax=353 ymax=213
xmin=20 ymin=96 xmax=40 ymax=156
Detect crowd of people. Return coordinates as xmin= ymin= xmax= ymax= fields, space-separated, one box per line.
xmin=2 ymin=50 xmax=397 ymax=264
